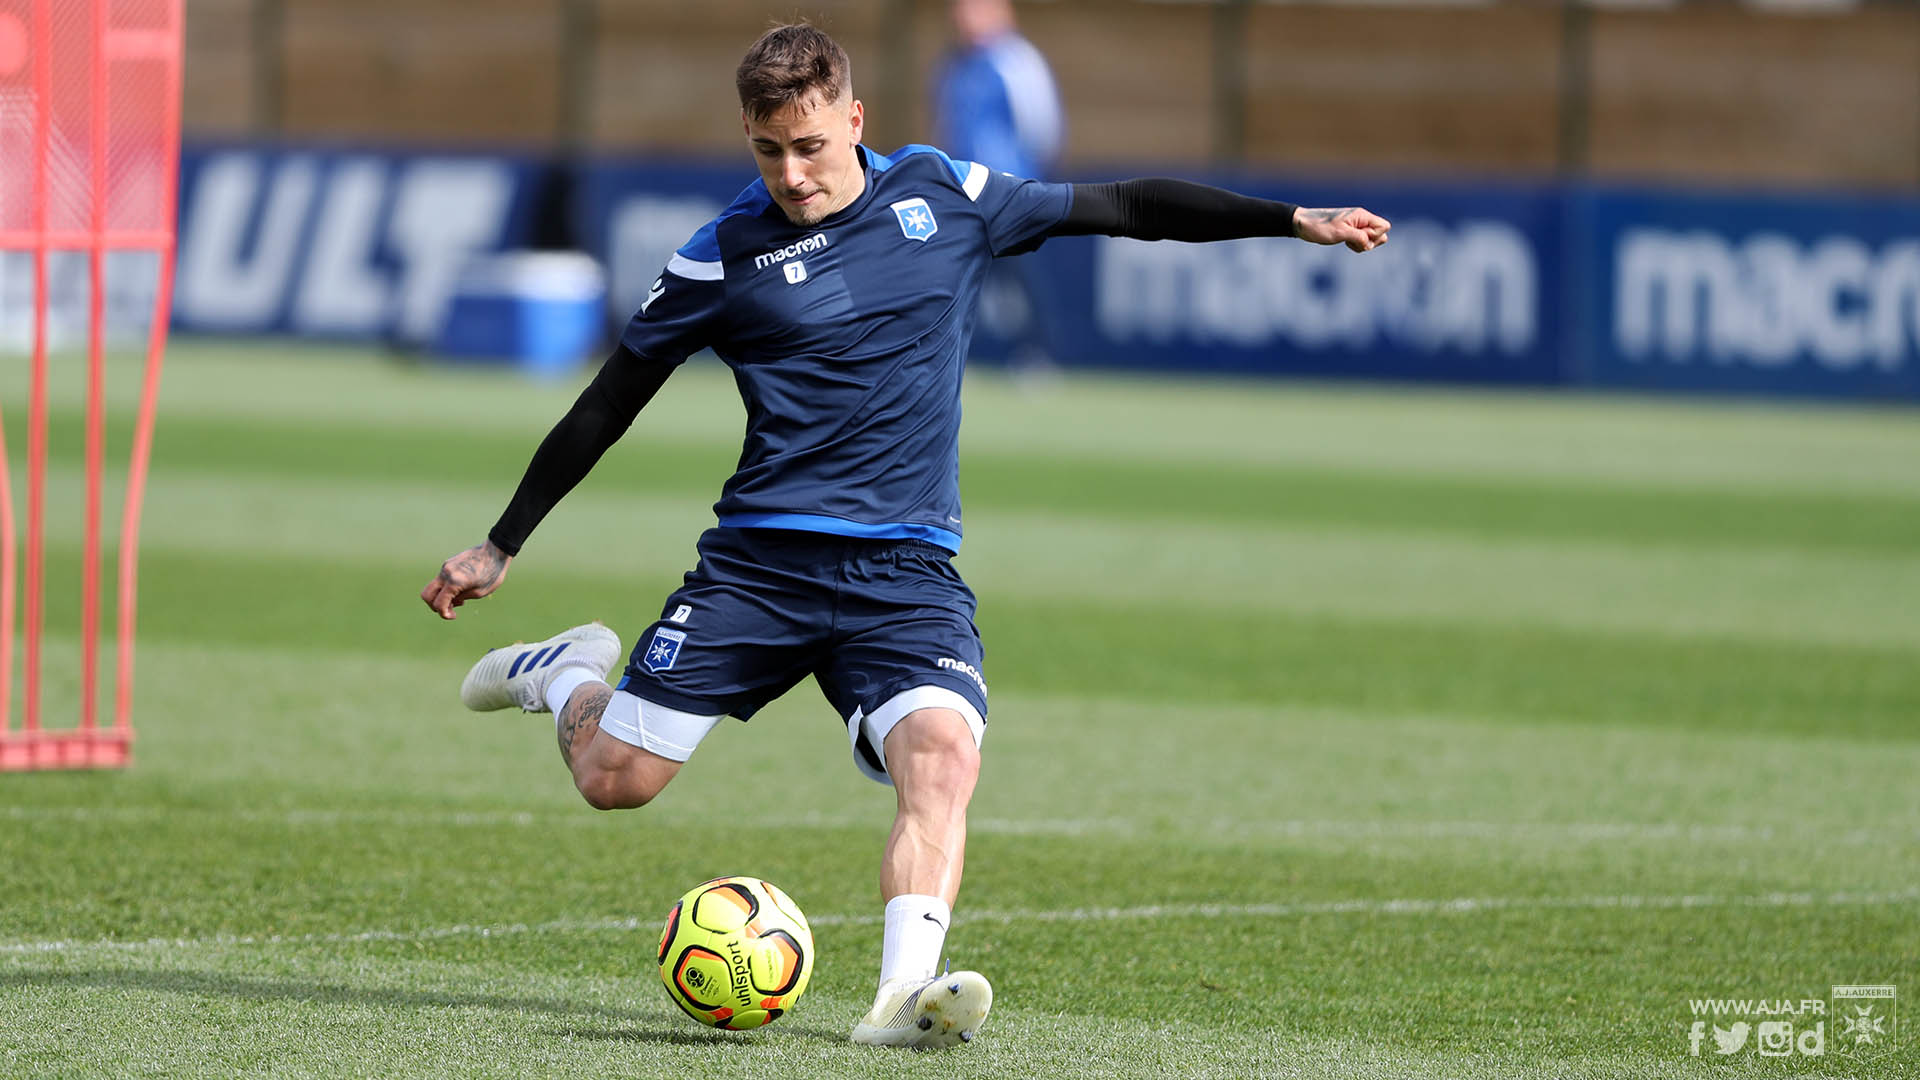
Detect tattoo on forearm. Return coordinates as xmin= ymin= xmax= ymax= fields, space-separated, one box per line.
xmin=556 ymin=683 xmax=613 ymax=769
xmin=450 ymin=545 xmax=507 ymax=589
xmin=1295 ymin=207 xmax=1354 ymax=233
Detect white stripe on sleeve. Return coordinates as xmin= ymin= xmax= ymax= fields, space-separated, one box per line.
xmin=961 ymin=161 xmax=990 ymax=201
xmin=666 ymin=252 xmax=723 ymax=281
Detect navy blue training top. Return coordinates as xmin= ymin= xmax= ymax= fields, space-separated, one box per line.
xmin=619 ymin=144 xmax=1073 ymax=553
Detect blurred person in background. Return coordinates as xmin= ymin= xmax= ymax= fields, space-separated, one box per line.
xmin=935 ymin=0 xmax=1066 ymax=376
xmin=936 ymin=0 xmax=1062 ymax=182
xmin=426 ymin=21 xmax=1387 ymax=1052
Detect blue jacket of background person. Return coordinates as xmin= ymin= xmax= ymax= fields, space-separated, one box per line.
xmin=933 ymin=30 xmax=1064 ymax=181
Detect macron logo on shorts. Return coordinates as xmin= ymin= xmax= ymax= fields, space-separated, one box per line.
xmin=936 ymin=657 xmax=986 ymax=695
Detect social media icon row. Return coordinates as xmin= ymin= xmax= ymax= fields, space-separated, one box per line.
xmin=1688 ymin=1020 xmax=1825 ymax=1057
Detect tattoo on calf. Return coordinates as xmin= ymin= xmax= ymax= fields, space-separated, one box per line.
xmin=556 ymin=684 xmax=613 ymax=768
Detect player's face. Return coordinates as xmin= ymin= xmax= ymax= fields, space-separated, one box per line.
xmin=745 ymin=93 xmax=866 ymax=227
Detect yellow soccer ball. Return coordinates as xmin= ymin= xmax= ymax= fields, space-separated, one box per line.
xmin=657 ymin=876 xmax=814 ymax=1029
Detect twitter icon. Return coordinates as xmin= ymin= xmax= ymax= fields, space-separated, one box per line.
xmin=1714 ymin=1022 xmax=1752 ymax=1055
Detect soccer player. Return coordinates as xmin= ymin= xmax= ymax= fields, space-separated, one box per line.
xmin=423 ymin=23 xmax=1388 ymax=1049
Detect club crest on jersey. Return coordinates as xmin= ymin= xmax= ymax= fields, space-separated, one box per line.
xmin=644 ymin=627 xmax=687 ymax=673
xmin=890 ymin=198 xmax=938 ymax=242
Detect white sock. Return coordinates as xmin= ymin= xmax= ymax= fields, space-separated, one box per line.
xmin=878 ymin=893 xmax=951 ymax=991
xmin=544 ymin=665 xmax=603 ymax=718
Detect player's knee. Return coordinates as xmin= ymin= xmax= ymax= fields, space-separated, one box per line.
xmin=572 ymin=730 xmax=684 ymax=811
xmin=888 ymin=709 xmax=980 ymax=793
xmin=575 ymin=768 xmax=658 ymax=812
xmin=934 ymin=723 xmax=981 ymax=781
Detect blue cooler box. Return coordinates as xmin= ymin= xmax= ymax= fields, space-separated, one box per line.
xmin=431 ymin=251 xmax=607 ymax=376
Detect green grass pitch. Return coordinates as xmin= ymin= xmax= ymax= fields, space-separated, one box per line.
xmin=2 ymin=340 xmax=1916 ymax=1078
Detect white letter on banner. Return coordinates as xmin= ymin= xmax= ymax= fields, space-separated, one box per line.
xmin=292 ymin=157 xmax=391 ymax=335
xmin=1329 ymin=241 xmax=1379 ymax=351
xmin=1367 ymin=219 xmax=1446 ymax=352
xmin=1315 ymin=219 xmax=1536 ymax=356
xmin=1870 ymin=242 xmax=1920 ymax=372
xmin=1797 ymin=236 xmax=1872 ymax=370
xmin=175 ymin=153 xmax=317 ymax=329
xmin=1734 ymin=234 xmax=1798 ymax=368
xmin=1452 ymin=223 xmax=1536 ymax=355
xmin=1279 ymin=241 xmax=1358 ymax=350
xmin=1615 ymin=229 xmax=1741 ymax=363
xmin=386 ymin=160 xmax=515 ymax=342
xmin=1097 ymin=237 xmax=1185 ymax=344
xmin=1192 ymin=238 xmax=1270 ymax=346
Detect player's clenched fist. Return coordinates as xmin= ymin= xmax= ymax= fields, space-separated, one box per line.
xmin=1294 ymin=206 xmax=1391 ymax=252
xmin=421 ymin=540 xmax=513 ymax=620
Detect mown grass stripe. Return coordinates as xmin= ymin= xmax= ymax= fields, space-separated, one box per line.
xmin=18 ymin=403 xmax=1920 ymax=554
xmin=16 ymin=546 xmax=1916 ymax=739
xmin=7 ymin=887 xmax=1915 ymax=958
xmin=5 ymin=805 xmax=1914 ymax=845
xmin=24 ymin=464 xmax=1920 ymax=649
xmin=17 ymin=344 xmax=1920 ymax=495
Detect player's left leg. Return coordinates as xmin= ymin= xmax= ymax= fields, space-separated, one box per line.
xmin=820 ymin=537 xmax=995 ymax=1048
xmin=879 ymin=706 xmax=979 ymax=908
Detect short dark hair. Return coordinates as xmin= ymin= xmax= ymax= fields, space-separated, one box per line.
xmin=736 ymin=24 xmax=852 ymax=123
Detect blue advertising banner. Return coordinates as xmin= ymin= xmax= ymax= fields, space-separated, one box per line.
xmin=1576 ymin=186 xmax=1920 ymax=400
xmin=160 ymin=138 xmax=1920 ymax=402
xmin=171 ymin=142 xmax=549 ymax=342
xmin=1005 ymin=177 xmax=1563 ymax=384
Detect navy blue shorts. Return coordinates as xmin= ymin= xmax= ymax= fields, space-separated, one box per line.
xmin=615 ymin=527 xmax=989 ymax=779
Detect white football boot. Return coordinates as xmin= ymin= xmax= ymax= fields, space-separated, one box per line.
xmin=850 ymin=970 xmax=992 ymax=1049
xmin=459 ymin=622 xmax=622 ymax=712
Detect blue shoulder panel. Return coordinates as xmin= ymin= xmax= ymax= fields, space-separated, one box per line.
xmin=874 ymin=144 xmax=970 ymax=187
xmin=676 ymin=179 xmax=775 ymax=261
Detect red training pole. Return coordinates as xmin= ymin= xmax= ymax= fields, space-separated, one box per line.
xmin=81 ymin=0 xmax=111 ymax=753
xmin=24 ymin=0 xmax=51 ymax=751
xmin=114 ymin=0 xmax=184 ymax=749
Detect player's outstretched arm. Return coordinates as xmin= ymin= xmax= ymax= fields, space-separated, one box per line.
xmin=419 ymin=345 xmax=675 ymax=620
xmin=421 ymin=540 xmax=513 ymax=620
xmin=1052 ymin=178 xmax=1389 ymax=252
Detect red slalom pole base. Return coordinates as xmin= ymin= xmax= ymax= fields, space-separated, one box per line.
xmin=0 ymin=730 xmax=132 ymax=771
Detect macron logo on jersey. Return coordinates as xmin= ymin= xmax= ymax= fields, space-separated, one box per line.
xmin=754 ymin=233 xmax=829 ymax=272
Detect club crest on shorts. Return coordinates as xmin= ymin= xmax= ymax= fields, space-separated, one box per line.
xmin=890 ymin=198 xmax=938 ymax=242
xmin=644 ymin=627 xmax=687 ymax=673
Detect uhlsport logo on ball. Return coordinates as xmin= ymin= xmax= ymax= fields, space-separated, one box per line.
xmin=657 ymin=877 xmax=814 ymax=1029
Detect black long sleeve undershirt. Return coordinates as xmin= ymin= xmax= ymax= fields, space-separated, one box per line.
xmin=1057 ymin=178 xmax=1298 ymax=243
xmin=487 ymin=346 xmax=674 ymax=556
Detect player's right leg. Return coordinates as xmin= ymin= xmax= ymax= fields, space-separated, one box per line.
xmin=558 ymin=684 xmax=722 ymax=810
xmin=459 ymin=622 xmax=722 ymax=809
